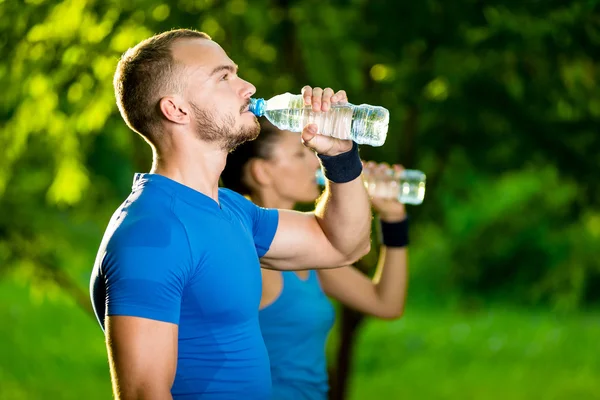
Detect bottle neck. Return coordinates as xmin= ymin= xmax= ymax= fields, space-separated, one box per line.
xmin=249 ymin=98 xmax=266 ymax=117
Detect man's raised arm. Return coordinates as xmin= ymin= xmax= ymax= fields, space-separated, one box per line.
xmin=261 ymin=86 xmax=371 ymax=270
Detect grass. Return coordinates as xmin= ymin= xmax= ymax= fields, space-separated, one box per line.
xmin=349 ymin=307 xmax=600 ymax=399
xmin=1 ymin=278 xmax=600 ymax=399
xmin=0 ymin=280 xmax=111 ymax=400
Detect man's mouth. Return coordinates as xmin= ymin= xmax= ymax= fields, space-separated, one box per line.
xmin=240 ymin=101 xmax=251 ymax=114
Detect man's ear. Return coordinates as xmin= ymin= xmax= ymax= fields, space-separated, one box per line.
xmin=159 ymin=96 xmax=190 ymax=125
xmin=247 ymin=158 xmax=273 ymax=187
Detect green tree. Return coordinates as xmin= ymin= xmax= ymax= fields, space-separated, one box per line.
xmin=1 ymin=0 xmax=600 ymax=398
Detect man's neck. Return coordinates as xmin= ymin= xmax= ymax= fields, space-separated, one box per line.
xmin=151 ymin=140 xmax=227 ymax=203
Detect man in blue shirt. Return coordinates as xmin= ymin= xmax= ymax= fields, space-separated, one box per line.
xmin=90 ymin=29 xmax=371 ymax=400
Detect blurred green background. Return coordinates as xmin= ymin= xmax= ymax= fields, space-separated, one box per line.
xmin=1 ymin=0 xmax=600 ymax=399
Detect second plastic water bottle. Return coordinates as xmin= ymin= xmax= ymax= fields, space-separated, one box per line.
xmin=315 ymin=164 xmax=426 ymax=205
xmin=249 ymin=93 xmax=389 ymax=147
xmin=363 ymin=166 xmax=426 ymax=205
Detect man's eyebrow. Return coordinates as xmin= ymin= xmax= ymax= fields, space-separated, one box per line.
xmin=210 ymin=64 xmax=238 ymax=76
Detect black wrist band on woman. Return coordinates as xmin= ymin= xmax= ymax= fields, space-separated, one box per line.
xmin=378 ymin=217 xmax=410 ymax=248
xmin=316 ymin=141 xmax=362 ymax=184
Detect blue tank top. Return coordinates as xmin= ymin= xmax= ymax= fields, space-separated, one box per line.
xmin=258 ymin=270 xmax=336 ymax=400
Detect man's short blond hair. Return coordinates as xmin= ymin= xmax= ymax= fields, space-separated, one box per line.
xmin=113 ymin=29 xmax=211 ymax=145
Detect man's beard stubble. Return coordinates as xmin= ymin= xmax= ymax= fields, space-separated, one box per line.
xmin=190 ymin=102 xmax=260 ymax=152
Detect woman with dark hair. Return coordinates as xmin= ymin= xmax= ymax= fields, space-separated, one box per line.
xmin=221 ymin=120 xmax=410 ymax=400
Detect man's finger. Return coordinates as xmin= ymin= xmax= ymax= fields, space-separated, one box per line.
xmin=311 ymin=87 xmax=323 ymax=112
xmin=301 ymin=86 xmax=313 ymax=105
xmin=322 ymin=88 xmax=334 ymax=111
xmin=333 ymin=90 xmax=347 ymax=103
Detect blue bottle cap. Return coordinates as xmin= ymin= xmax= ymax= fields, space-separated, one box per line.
xmin=249 ymin=98 xmax=266 ymax=117
xmin=315 ymin=168 xmax=326 ymax=186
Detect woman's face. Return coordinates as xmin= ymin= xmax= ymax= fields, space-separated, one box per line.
xmin=264 ymin=130 xmax=322 ymax=204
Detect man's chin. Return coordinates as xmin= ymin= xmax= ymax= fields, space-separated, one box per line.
xmin=224 ymin=124 xmax=260 ymax=152
xmin=241 ymin=120 xmax=261 ymax=142
xmin=249 ymin=117 xmax=260 ymax=136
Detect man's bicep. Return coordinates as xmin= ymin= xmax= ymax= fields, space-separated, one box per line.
xmin=260 ymin=209 xmax=348 ymax=270
xmin=106 ymin=316 xmax=178 ymax=399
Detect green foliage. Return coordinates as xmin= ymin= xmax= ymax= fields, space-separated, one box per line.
xmin=0 ymin=0 xmax=599 ymax=354
xmin=417 ymin=163 xmax=600 ymax=310
xmin=1 ymin=0 xmax=600 ymax=398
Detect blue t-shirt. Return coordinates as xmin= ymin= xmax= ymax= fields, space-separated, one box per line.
xmin=90 ymin=173 xmax=279 ymax=399
xmin=259 ymin=271 xmax=336 ymax=400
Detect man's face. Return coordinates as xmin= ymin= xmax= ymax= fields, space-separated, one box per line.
xmin=171 ymin=39 xmax=260 ymax=151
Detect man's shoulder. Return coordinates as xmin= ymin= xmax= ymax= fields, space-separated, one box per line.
xmin=218 ymin=187 xmax=257 ymax=214
xmin=107 ymin=199 xmax=189 ymax=252
xmin=218 ymin=187 xmax=249 ymax=204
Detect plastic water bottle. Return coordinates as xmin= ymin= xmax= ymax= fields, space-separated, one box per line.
xmin=363 ymin=163 xmax=426 ymax=205
xmin=315 ymin=165 xmax=426 ymax=205
xmin=249 ymin=93 xmax=389 ymax=147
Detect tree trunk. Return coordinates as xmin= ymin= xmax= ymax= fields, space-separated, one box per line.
xmin=329 ymin=306 xmax=366 ymax=400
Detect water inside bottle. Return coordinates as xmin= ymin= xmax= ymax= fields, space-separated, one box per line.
xmin=255 ymin=93 xmax=388 ymax=146
xmin=396 ymin=170 xmax=426 ymax=205
xmin=317 ymin=164 xmax=425 ymax=204
xmin=363 ymin=167 xmax=426 ymax=205
xmin=265 ymin=105 xmax=354 ymax=141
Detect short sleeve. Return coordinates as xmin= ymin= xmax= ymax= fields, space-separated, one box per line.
xmin=101 ymin=215 xmax=193 ymax=324
xmin=250 ymin=204 xmax=279 ymax=258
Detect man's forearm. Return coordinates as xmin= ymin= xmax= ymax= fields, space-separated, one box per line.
xmin=314 ymin=176 xmax=372 ymax=263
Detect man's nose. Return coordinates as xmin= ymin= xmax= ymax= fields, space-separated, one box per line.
xmin=239 ymin=79 xmax=256 ymax=99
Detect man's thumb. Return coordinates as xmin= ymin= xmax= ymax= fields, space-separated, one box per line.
xmin=301 ymin=123 xmax=319 ymax=147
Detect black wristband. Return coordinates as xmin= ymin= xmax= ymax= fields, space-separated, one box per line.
xmin=378 ymin=217 xmax=409 ymax=248
xmin=316 ymin=141 xmax=362 ymax=184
